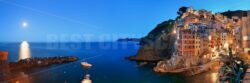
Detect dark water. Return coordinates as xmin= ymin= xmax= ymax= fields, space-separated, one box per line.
xmin=0 ymin=42 xmax=214 ymax=83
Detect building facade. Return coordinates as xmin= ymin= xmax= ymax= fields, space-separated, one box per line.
xmin=176 ymin=7 xmax=244 ymax=59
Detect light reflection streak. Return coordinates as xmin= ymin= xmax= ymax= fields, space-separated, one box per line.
xmin=19 ymin=41 xmax=31 ymax=60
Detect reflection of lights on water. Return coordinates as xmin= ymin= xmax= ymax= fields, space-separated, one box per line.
xmin=19 ymin=41 xmax=31 ymax=60
xmin=14 ymin=72 xmax=29 ymax=83
xmin=211 ymin=73 xmax=218 ymax=83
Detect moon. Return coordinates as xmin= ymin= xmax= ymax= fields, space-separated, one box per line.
xmin=22 ymin=22 xmax=28 ymax=28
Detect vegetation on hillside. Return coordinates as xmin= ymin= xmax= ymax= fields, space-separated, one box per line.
xmin=221 ymin=10 xmax=248 ymax=18
xmin=140 ymin=19 xmax=175 ymax=45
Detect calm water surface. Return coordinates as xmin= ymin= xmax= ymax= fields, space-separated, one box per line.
xmin=0 ymin=42 xmax=215 ymax=83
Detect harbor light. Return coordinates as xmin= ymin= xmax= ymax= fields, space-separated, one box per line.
xmin=208 ymin=35 xmax=211 ymax=40
xmin=224 ymin=42 xmax=229 ymax=49
xmin=173 ymin=29 xmax=176 ymax=34
xmin=243 ymin=36 xmax=248 ymax=40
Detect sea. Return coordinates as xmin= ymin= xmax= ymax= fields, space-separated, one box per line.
xmin=0 ymin=42 xmax=216 ymax=83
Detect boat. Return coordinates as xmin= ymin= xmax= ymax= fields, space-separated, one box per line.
xmin=81 ymin=74 xmax=92 ymax=83
xmin=81 ymin=62 xmax=92 ymax=68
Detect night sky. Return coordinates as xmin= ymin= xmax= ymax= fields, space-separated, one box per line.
xmin=0 ymin=0 xmax=249 ymax=42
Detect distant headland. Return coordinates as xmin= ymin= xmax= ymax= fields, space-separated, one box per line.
xmin=117 ymin=38 xmax=140 ymax=42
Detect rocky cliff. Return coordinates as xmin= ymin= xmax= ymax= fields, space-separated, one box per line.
xmin=127 ymin=20 xmax=176 ymax=61
xmin=127 ymin=7 xmax=190 ymax=62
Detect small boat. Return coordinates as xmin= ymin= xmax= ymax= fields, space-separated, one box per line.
xmin=81 ymin=62 xmax=92 ymax=68
xmin=81 ymin=74 xmax=92 ymax=83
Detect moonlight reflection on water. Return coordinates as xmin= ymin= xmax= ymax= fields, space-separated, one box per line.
xmin=19 ymin=41 xmax=31 ymax=60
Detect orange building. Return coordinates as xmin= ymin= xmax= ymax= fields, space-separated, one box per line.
xmin=177 ymin=28 xmax=203 ymax=57
xmin=0 ymin=51 xmax=10 ymax=82
xmin=0 ymin=51 xmax=8 ymax=61
xmin=176 ymin=7 xmax=248 ymax=59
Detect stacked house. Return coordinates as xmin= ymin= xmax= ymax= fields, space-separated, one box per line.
xmin=241 ymin=11 xmax=250 ymax=52
xmin=175 ymin=7 xmax=245 ymax=59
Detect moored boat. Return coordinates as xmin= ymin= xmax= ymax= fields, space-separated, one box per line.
xmin=81 ymin=62 xmax=92 ymax=68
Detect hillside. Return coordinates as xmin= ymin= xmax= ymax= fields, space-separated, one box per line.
xmin=127 ymin=20 xmax=176 ymax=61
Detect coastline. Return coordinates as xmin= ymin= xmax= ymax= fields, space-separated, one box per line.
xmin=127 ymin=55 xmax=221 ymax=77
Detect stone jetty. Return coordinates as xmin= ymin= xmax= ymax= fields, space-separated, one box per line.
xmin=9 ymin=56 xmax=78 ymax=71
xmin=1 ymin=51 xmax=78 ymax=83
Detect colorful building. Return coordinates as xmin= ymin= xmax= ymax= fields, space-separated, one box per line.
xmin=176 ymin=7 xmax=244 ymax=59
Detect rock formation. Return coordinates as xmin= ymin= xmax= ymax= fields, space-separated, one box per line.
xmin=127 ymin=20 xmax=176 ymax=61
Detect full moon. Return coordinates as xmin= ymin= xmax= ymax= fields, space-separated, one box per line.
xmin=22 ymin=22 xmax=28 ymax=28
